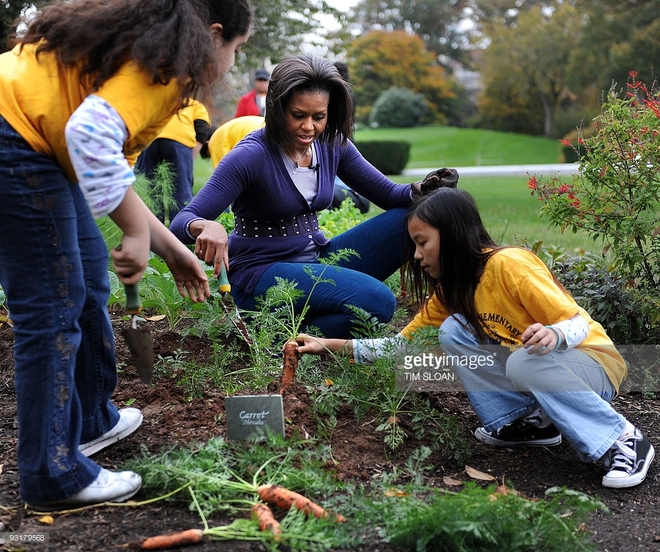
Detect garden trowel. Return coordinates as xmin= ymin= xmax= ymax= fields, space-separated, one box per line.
xmin=218 ymin=265 xmax=253 ymax=346
xmin=121 ymin=283 xmax=154 ymax=384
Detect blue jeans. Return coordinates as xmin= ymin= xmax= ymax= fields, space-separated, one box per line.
xmin=0 ymin=117 xmax=120 ymax=502
xmin=232 ymin=207 xmax=408 ymax=338
xmin=439 ymin=315 xmax=626 ymax=462
xmin=135 ymin=138 xmax=193 ymax=222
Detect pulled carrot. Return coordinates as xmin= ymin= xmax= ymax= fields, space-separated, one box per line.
xmin=139 ymin=528 xmax=204 ymax=550
xmin=257 ymin=484 xmax=346 ymax=523
xmin=251 ymin=502 xmax=282 ymax=541
xmin=281 ymin=341 xmax=300 ymax=389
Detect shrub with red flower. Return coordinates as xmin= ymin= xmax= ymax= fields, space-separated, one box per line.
xmin=529 ymin=73 xmax=660 ymax=296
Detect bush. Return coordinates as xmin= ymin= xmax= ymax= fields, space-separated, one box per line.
xmin=530 ymin=74 xmax=660 ymax=330
xmin=368 ymin=86 xmax=428 ymax=128
xmin=354 ymin=140 xmax=411 ymax=175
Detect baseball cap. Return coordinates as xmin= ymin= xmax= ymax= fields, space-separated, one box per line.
xmin=254 ymin=69 xmax=270 ymax=81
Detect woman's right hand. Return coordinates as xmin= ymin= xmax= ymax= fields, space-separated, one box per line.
xmin=189 ymin=220 xmax=229 ymax=278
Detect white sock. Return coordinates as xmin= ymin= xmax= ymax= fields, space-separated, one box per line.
xmin=617 ymin=420 xmax=636 ymax=441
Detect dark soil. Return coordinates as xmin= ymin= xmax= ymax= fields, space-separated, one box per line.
xmin=0 ymin=306 xmax=659 ymax=552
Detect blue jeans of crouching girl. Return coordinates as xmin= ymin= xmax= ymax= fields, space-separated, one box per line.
xmin=232 ymin=207 xmax=408 ymax=339
xmin=0 ymin=116 xmax=120 ymax=503
xmin=438 ymin=314 xmax=626 ymax=462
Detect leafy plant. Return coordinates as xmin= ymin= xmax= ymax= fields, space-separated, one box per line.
xmin=529 ymin=73 xmax=660 ymax=333
xmin=251 ymin=249 xmax=358 ymax=343
xmin=140 ymin=256 xmax=214 ymax=329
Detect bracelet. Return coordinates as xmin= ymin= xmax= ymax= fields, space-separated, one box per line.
xmin=545 ymin=325 xmax=563 ymax=351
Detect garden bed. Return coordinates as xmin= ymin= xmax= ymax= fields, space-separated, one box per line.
xmin=0 ymin=305 xmax=659 ymax=551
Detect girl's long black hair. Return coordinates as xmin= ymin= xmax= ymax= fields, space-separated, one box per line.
xmin=406 ymin=188 xmax=500 ymax=343
xmin=12 ymin=0 xmax=251 ymax=102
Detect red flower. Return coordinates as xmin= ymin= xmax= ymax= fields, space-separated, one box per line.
xmin=559 ymin=138 xmax=572 ymax=147
xmin=527 ymin=176 xmax=538 ymax=190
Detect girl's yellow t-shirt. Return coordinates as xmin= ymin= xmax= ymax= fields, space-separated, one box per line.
xmin=0 ymin=43 xmax=182 ymax=181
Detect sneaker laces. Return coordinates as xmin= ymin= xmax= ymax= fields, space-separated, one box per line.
xmin=607 ymin=433 xmax=638 ymax=473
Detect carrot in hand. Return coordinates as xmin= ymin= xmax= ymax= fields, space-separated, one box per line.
xmin=257 ymin=484 xmax=346 ymax=523
xmin=281 ymin=341 xmax=300 ymax=389
xmin=251 ymin=502 xmax=282 ymax=541
xmin=138 ymin=528 xmax=204 ymax=550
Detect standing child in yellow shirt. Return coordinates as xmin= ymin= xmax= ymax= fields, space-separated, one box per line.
xmin=0 ymin=0 xmax=251 ymax=509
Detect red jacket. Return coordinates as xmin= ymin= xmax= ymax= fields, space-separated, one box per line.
xmin=235 ymin=89 xmax=264 ymax=117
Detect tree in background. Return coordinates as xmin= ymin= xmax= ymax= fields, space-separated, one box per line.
xmin=571 ymin=0 xmax=660 ymax=95
xmin=1 ymin=0 xmax=52 ymax=53
xmin=350 ymin=0 xmax=469 ymax=63
xmin=477 ymin=1 xmax=582 ymax=137
xmin=346 ymin=30 xmax=456 ymax=125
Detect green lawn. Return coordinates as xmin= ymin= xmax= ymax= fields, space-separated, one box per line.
xmin=194 ymin=125 xmax=599 ymax=253
xmin=354 ymin=125 xmax=563 ymax=168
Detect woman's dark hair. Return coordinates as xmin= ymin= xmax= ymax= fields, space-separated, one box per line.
xmin=405 ymin=188 xmax=500 ymax=343
xmin=13 ymin=0 xmax=251 ymax=101
xmin=264 ymin=54 xmax=354 ymax=146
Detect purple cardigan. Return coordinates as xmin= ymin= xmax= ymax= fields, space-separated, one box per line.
xmin=170 ymin=128 xmax=413 ymax=293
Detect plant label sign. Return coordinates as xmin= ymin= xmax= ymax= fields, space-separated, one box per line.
xmin=225 ymin=394 xmax=285 ymax=441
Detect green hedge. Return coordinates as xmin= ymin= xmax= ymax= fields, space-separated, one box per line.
xmin=354 ymin=140 xmax=411 ymax=175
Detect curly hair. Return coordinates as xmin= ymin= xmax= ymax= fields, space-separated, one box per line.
xmin=12 ymin=0 xmax=251 ymax=101
xmin=264 ymin=54 xmax=354 ymax=147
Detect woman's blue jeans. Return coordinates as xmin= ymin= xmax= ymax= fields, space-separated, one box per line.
xmin=0 ymin=117 xmax=120 ymax=502
xmin=439 ymin=315 xmax=626 ymax=462
xmin=232 ymin=207 xmax=408 ymax=338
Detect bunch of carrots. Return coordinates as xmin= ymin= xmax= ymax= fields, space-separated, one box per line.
xmin=132 ymin=483 xmax=346 ymax=550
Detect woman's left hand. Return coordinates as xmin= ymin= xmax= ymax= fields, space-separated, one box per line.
xmin=521 ymin=323 xmax=558 ymax=355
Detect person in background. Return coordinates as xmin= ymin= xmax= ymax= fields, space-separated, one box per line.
xmin=207 ymin=114 xmax=265 ymax=168
xmin=296 ymin=188 xmax=655 ymax=489
xmin=0 ymin=0 xmax=251 ymax=509
xmin=170 ymin=54 xmax=454 ymax=339
xmin=234 ymin=68 xmax=270 ymax=117
xmin=330 ymin=60 xmax=370 ymax=214
xmin=135 ymin=99 xmax=213 ymax=223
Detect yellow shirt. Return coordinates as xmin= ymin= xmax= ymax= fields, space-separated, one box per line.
xmin=208 ymin=115 xmax=265 ymax=168
xmin=401 ymin=247 xmax=628 ymax=391
xmin=0 ymin=43 xmax=182 ymax=181
xmin=156 ymin=100 xmax=211 ymax=148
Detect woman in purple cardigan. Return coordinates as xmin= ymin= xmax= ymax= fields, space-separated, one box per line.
xmin=171 ymin=54 xmax=444 ymax=338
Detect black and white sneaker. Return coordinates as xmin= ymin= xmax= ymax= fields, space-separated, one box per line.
xmin=602 ymin=428 xmax=655 ymax=488
xmin=475 ymin=420 xmax=562 ymax=447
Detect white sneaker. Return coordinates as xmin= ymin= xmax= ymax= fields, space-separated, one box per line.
xmin=28 ymin=468 xmax=142 ymax=511
xmin=79 ymin=408 xmax=143 ymax=457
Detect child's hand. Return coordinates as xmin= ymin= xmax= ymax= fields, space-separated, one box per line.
xmin=112 ymin=234 xmax=150 ymax=285
xmin=294 ymin=334 xmax=351 ymax=356
xmin=521 ymin=323 xmax=558 ymax=355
